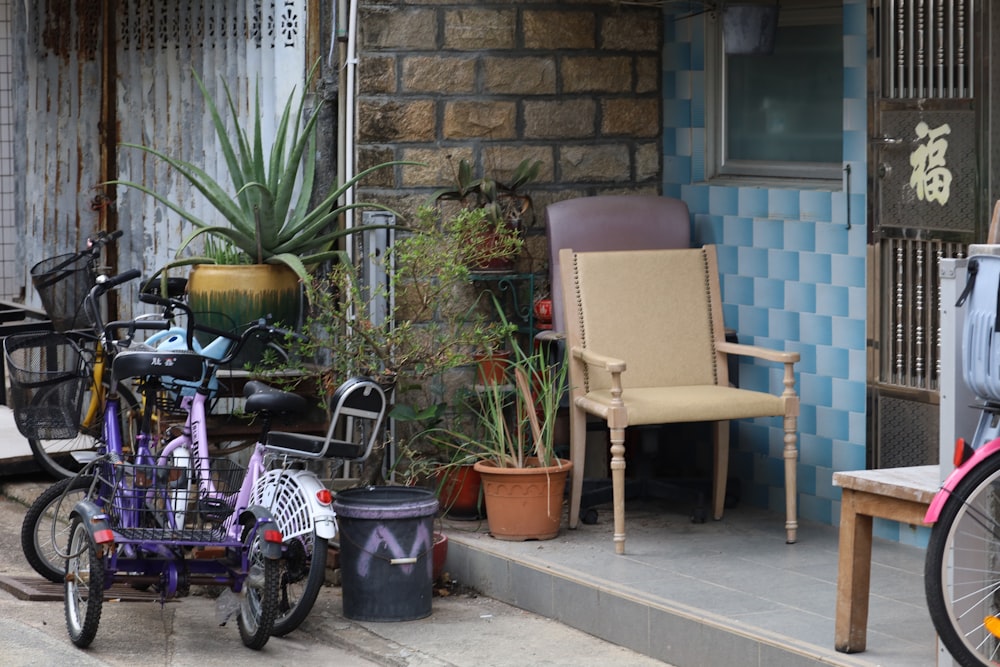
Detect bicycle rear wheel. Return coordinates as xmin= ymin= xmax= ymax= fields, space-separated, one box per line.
xmin=29 ymin=382 xmax=140 ymax=479
xmin=925 ymin=453 xmax=1000 ymax=666
xmin=238 ymin=523 xmax=279 ymax=649
xmin=272 ymin=532 xmax=328 ymax=636
xmin=21 ymin=475 xmax=93 ymax=582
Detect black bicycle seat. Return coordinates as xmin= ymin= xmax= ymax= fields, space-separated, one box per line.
xmin=243 ymin=380 xmax=308 ymax=416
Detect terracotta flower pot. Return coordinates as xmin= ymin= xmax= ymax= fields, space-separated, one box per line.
xmin=473 ymin=457 xmax=572 ymax=541
xmin=474 ymin=349 xmax=511 ymax=385
xmin=432 ymin=531 xmax=448 ymax=582
xmin=436 ymin=464 xmax=484 ymax=520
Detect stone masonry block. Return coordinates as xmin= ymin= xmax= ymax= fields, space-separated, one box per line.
xmin=444 ymin=9 xmax=516 ymax=50
xmin=443 ymin=100 xmax=517 ymax=140
xmin=403 ymin=55 xmax=476 ymax=93
xmin=399 ymin=147 xmax=476 ymax=188
xmin=559 ymin=144 xmax=632 ymax=182
xmin=523 ymin=10 xmax=595 ymax=50
xmin=483 ymin=57 xmax=556 ymax=95
xmin=362 ymin=8 xmax=438 ymax=51
xmin=562 ymin=56 xmax=633 ymax=93
xmin=601 ymin=12 xmax=661 ymax=52
xmin=359 ymin=56 xmax=397 ymax=95
xmin=636 ymin=56 xmax=659 ymax=94
xmin=524 ymin=99 xmax=596 ymax=139
xmin=476 ymin=145 xmax=553 ymax=185
xmin=358 ymin=98 xmax=437 ymax=143
xmin=356 ymin=147 xmax=397 ymax=188
xmin=602 ymin=98 xmax=660 ymax=137
xmin=635 ymin=141 xmax=661 ymax=182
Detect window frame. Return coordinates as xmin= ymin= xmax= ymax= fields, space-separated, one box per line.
xmin=705 ymin=4 xmax=844 ymax=185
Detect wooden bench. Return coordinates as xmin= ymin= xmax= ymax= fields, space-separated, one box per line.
xmin=832 ymin=465 xmax=940 ymax=654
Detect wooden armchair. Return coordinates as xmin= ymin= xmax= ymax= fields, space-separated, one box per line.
xmin=559 ymin=245 xmax=800 ymax=554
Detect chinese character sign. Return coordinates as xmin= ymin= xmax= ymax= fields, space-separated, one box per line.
xmin=909 ymin=121 xmax=953 ymax=205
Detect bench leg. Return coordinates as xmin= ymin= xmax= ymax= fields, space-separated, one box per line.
xmin=834 ymin=488 xmax=873 ymax=653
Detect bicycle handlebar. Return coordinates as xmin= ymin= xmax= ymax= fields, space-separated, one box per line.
xmin=136 ymin=291 xmax=301 ymax=368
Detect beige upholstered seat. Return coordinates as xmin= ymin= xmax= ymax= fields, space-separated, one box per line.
xmin=559 ymin=246 xmax=800 ymax=554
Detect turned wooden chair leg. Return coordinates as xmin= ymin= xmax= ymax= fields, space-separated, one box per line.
xmin=784 ymin=414 xmax=799 ymax=544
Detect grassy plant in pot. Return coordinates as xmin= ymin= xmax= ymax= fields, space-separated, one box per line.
xmin=391 ymin=400 xmax=486 ymax=521
xmin=449 ymin=318 xmax=571 ymax=541
xmin=111 ymin=61 xmax=403 ymax=346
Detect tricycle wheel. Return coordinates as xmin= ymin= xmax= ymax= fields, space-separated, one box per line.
xmin=64 ymin=517 xmax=104 ymax=648
xmin=237 ymin=524 xmax=279 ymax=649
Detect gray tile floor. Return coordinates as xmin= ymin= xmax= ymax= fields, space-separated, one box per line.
xmin=441 ymin=497 xmax=940 ymax=667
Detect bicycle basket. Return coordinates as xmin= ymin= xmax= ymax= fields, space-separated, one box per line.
xmin=3 ymin=332 xmax=87 ymax=440
xmin=30 ymin=253 xmax=96 ymax=332
xmin=101 ymin=456 xmax=247 ymax=541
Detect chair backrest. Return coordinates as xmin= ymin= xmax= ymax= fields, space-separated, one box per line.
xmin=559 ymin=246 xmax=728 ymax=392
xmin=545 ymin=195 xmax=691 ymax=333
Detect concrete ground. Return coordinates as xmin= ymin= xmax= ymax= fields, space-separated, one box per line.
xmin=0 ymin=470 xmax=672 ymax=666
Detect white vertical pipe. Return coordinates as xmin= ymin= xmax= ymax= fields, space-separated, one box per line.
xmin=344 ymin=0 xmax=358 ymax=250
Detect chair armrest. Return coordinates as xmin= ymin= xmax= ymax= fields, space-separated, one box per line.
xmin=716 ymin=340 xmax=800 ymax=365
xmin=570 ymin=345 xmax=626 ymax=373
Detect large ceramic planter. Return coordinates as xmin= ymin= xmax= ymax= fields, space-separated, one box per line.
xmin=186 ymin=263 xmax=301 ymax=360
xmin=473 ymin=457 xmax=572 ymax=541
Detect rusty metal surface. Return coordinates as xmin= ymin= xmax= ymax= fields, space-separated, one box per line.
xmin=17 ymin=1 xmax=306 ymax=319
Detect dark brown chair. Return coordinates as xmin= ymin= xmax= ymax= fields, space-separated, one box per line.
xmin=545 ymin=195 xmax=691 ymax=335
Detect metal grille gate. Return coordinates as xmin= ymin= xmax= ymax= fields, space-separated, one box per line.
xmin=868 ymin=0 xmax=981 ymax=469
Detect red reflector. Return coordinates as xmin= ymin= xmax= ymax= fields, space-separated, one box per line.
xmin=954 ymin=438 xmax=970 ymax=467
xmin=264 ymin=529 xmax=283 ymax=544
xmin=93 ymin=529 xmax=115 ymax=544
xmin=316 ymin=489 xmax=333 ymax=506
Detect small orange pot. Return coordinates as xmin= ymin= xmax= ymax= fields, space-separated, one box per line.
xmin=474 ymin=349 xmax=511 ymax=385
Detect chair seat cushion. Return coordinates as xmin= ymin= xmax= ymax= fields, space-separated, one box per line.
xmin=581 ymin=385 xmax=787 ymax=425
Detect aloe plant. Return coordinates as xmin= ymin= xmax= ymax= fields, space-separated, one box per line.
xmin=112 ymin=60 xmax=406 ymax=284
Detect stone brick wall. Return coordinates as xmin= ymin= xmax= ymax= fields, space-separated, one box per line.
xmin=355 ymin=0 xmax=664 ymax=276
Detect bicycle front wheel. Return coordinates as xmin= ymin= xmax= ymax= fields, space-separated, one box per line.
xmin=925 ymin=452 xmax=1000 ymax=666
xmin=64 ymin=517 xmax=104 ymax=648
xmin=29 ymin=382 xmax=140 ymax=479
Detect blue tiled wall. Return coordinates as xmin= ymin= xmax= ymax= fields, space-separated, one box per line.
xmin=663 ymin=0 xmax=891 ymax=537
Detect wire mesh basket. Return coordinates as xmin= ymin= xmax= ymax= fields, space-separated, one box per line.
xmin=30 ymin=253 xmax=96 ymax=332
xmin=99 ymin=456 xmax=248 ymax=544
xmin=3 ymin=332 xmax=87 ymax=440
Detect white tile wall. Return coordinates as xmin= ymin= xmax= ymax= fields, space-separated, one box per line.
xmin=0 ymin=0 xmax=14 ymax=299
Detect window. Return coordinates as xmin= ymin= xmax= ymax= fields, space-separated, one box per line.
xmin=707 ymin=3 xmax=843 ymax=182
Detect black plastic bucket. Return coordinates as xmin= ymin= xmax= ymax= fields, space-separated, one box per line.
xmin=333 ymin=486 xmax=439 ymax=622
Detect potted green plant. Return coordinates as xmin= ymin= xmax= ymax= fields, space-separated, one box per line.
xmin=426 ymin=309 xmax=571 ymax=541
xmin=430 ymin=156 xmax=541 ymax=273
xmin=111 ymin=60 xmax=405 ymax=336
xmin=391 ymin=399 xmax=485 ymax=520
xmin=277 ymin=204 xmax=519 ymax=485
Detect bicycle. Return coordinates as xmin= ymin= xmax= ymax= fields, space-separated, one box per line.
xmin=925 ymin=252 xmax=1000 ymax=665
xmin=15 ymin=285 xmax=223 ymax=584
xmin=63 ymin=310 xmax=281 ymax=649
xmin=64 ymin=293 xmax=387 ymax=646
xmin=18 ymin=230 xmax=145 ymax=478
xmin=19 ymin=290 xmax=276 ymax=585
